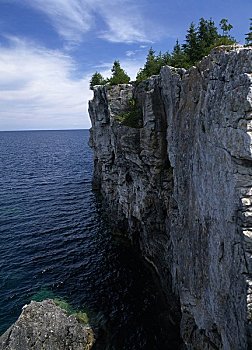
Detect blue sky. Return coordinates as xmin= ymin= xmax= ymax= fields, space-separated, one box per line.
xmin=0 ymin=0 xmax=251 ymax=130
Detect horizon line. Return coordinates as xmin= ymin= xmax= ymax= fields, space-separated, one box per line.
xmin=0 ymin=128 xmax=90 ymax=132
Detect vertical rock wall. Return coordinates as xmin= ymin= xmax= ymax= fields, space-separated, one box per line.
xmin=89 ymin=46 xmax=252 ymax=349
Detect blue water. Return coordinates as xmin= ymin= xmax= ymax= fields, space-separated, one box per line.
xmin=0 ymin=130 xmax=180 ymax=349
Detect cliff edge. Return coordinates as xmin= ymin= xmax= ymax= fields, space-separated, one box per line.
xmin=89 ymin=46 xmax=252 ymax=349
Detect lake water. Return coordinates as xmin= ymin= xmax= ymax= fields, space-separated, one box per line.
xmin=0 ymin=129 xmax=180 ymax=349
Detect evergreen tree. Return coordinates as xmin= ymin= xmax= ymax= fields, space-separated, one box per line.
xmin=170 ymin=40 xmax=188 ymax=68
xmin=109 ymin=60 xmax=130 ymax=85
xmin=183 ymin=23 xmax=199 ymax=65
xmin=156 ymin=51 xmax=171 ymax=71
xmin=207 ymin=18 xmax=220 ymax=45
xmin=89 ymin=72 xmax=107 ymax=90
xmin=245 ymin=18 xmax=252 ymax=46
xmin=136 ymin=48 xmax=164 ymax=82
xmin=197 ymin=18 xmax=219 ymax=57
xmin=133 ymin=17 xmax=239 ymax=83
xmin=162 ymin=51 xmax=172 ymax=65
xmin=144 ymin=48 xmax=160 ymax=76
xmin=135 ymin=68 xmax=148 ymax=82
xmin=219 ymin=18 xmax=233 ymax=36
xmin=156 ymin=51 xmax=164 ymax=70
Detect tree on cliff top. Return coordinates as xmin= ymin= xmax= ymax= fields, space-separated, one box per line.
xmin=89 ymin=72 xmax=107 ymax=90
xmin=169 ymin=40 xmax=187 ymax=68
xmin=109 ymin=60 xmax=130 ymax=85
xmin=245 ymin=18 xmax=252 ymax=46
xmin=219 ymin=18 xmax=233 ymax=36
xmin=197 ymin=18 xmax=218 ymax=57
xmin=136 ymin=48 xmax=172 ymax=82
xmin=134 ymin=17 xmax=237 ymax=82
xmin=183 ymin=22 xmax=200 ymax=65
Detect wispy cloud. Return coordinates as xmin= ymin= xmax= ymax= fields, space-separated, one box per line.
xmin=22 ymin=0 xmax=155 ymax=44
xmin=0 ymin=37 xmax=92 ymax=130
xmin=126 ymin=50 xmax=136 ymax=57
xmin=96 ymin=0 xmax=153 ymax=43
xmin=24 ymin=0 xmax=93 ymax=43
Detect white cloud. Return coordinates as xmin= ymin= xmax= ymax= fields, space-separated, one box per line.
xmin=126 ymin=50 xmax=136 ymax=57
xmin=24 ymin=0 xmax=93 ymax=43
xmin=0 ymin=37 xmax=93 ymax=130
xmin=22 ymin=0 xmax=154 ymax=44
xmin=96 ymin=0 xmax=152 ymax=43
xmin=0 ymin=37 xmax=146 ymax=130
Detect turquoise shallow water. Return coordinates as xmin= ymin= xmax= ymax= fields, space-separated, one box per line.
xmin=0 ymin=129 xmax=180 ymax=349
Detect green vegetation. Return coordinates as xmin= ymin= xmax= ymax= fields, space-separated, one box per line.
xmin=115 ymin=98 xmax=143 ymax=128
xmin=136 ymin=48 xmax=171 ymax=81
xmin=135 ymin=17 xmax=237 ymax=81
xmin=31 ymin=289 xmax=89 ymax=325
xmin=89 ymin=72 xmax=107 ymax=90
xmin=53 ymin=298 xmax=89 ymax=324
xmin=89 ymin=60 xmax=130 ymax=90
xmin=219 ymin=18 xmax=233 ymax=36
xmin=109 ymin=60 xmax=130 ymax=85
xmin=90 ymin=17 xmax=251 ymax=88
xmin=245 ymin=18 xmax=252 ymax=46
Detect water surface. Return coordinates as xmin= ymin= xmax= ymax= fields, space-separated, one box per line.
xmin=0 ymin=130 xmax=180 ymax=349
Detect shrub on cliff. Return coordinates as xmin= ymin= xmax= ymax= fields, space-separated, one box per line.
xmin=115 ymin=98 xmax=143 ymax=128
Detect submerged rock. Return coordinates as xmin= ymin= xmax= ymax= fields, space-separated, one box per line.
xmin=0 ymin=299 xmax=94 ymax=350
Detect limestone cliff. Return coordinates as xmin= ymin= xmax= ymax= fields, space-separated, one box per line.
xmin=0 ymin=300 xmax=94 ymax=350
xmin=89 ymin=46 xmax=252 ymax=350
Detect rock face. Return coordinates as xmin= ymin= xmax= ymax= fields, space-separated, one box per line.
xmin=0 ymin=300 xmax=94 ymax=350
xmin=89 ymin=46 xmax=252 ymax=350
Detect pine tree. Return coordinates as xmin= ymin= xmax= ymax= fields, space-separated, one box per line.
xmin=170 ymin=40 xmax=188 ymax=68
xmin=219 ymin=18 xmax=233 ymax=36
xmin=183 ymin=23 xmax=199 ymax=65
xmin=162 ymin=51 xmax=172 ymax=65
xmin=144 ymin=48 xmax=160 ymax=76
xmin=135 ymin=68 xmax=148 ymax=82
xmin=109 ymin=61 xmax=130 ymax=85
xmin=132 ymin=17 xmax=239 ymax=82
xmin=136 ymin=48 xmax=163 ymax=82
xmin=89 ymin=72 xmax=107 ymax=90
xmin=245 ymin=18 xmax=252 ymax=46
xmin=207 ymin=19 xmax=219 ymax=45
xmin=197 ymin=18 xmax=219 ymax=57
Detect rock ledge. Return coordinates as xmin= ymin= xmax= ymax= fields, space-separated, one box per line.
xmin=0 ymin=299 xmax=94 ymax=350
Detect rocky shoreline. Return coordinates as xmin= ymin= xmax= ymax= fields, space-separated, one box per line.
xmin=0 ymin=300 xmax=94 ymax=350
